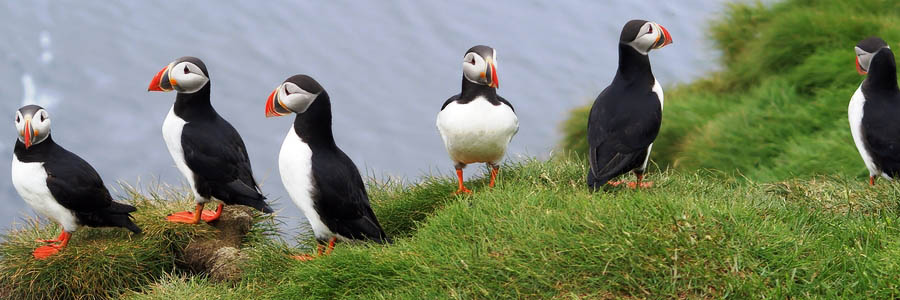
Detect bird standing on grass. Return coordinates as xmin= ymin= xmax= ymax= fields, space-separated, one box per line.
xmin=436 ymin=45 xmax=519 ymax=194
xmin=11 ymin=105 xmax=141 ymax=259
xmin=147 ymin=56 xmax=273 ymax=224
xmin=586 ymin=19 xmax=673 ymax=191
xmin=265 ymin=75 xmax=390 ymax=260
xmin=849 ymin=37 xmax=900 ymax=185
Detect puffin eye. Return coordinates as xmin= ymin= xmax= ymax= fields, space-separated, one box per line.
xmin=284 ymin=86 xmax=292 ymax=96
xmin=183 ymin=66 xmax=190 ymax=74
xmin=16 ymin=115 xmax=19 ymax=123
xmin=648 ymin=27 xmax=653 ymax=34
xmin=40 ymin=113 xmax=46 ymax=122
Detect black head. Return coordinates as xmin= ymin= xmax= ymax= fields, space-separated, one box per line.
xmin=265 ymin=74 xmax=326 ymax=117
xmin=148 ymin=56 xmax=210 ymax=94
xmin=462 ymin=45 xmax=499 ymax=88
xmin=619 ymin=19 xmax=673 ymax=55
xmin=15 ymin=104 xmax=51 ymax=149
xmin=855 ymin=37 xmax=890 ymax=75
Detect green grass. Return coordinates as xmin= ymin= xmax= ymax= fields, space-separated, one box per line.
xmin=120 ymin=155 xmax=900 ymax=299
xmin=0 ymin=184 xmax=274 ymax=300
xmin=560 ymin=0 xmax=900 ymax=181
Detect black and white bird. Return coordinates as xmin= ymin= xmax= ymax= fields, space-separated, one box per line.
xmin=148 ymin=56 xmax=273 ymax=224
xmin=265 ymin=75 xmax=390 ymax=260
xmin=586 ymin=19 xmax=673 ymax=191
xmin=11 ymin=105 xmax=141 ymax=259
xmin=436 ymin=45 xmax=519 ymax=194
xmin=849 ymin=37 xmax=900 ymax=186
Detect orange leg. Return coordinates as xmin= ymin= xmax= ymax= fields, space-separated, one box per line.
xmin=33 ymin=231 xmax=71 ymax=259
xmin=291 ymin=237 xmax=338 ymax=261
xmin=166 ymin=203 xmax=222 ymax=224
xmin=36 ymin=231 xmax=66 ymax=243
xmin=489 ymin=165 xmax=500 ymax=188
xmin=324 ymin=237 xmax=336 ymax=255
xmin=455 ymin=169 xmax=472 ymax=194
xmin=870 ymin=176 xmax=876 ymax=186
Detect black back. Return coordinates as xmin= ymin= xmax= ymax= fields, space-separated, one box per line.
xmin=586 ymin=43 xmax=662 ymax=190
xmin=173 ymin=76 xmax=273 ymax=213
xmin=290 ymin=89 xmax=390 ymax=244
xmin=14 ymin=137 xmax=140 ymax=233
xmin=861 ymin=47 xmax=900 ymax=177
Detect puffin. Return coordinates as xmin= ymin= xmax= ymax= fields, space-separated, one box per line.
xmin=11 ymin=105 xmax=141 ymax=259
xmin=264 ymin=74 xmax=390 ymax=260
xmin=436 ymin=45 xmax=519 ymax=194
xmin=586 ymin=19 xmax=673 ymax=191
xmin=147 ymin=56 xmax=273 ymax=223
xmin=849 ymin=37 xmax=900 ymax=185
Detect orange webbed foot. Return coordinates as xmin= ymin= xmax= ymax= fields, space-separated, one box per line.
xmin=454 ymin=187 xmax=473 ymax=195
xmin=291 ymin=254 xmax=317 ymax=261
xmin=33 ymin=245 xmax=61 ymax=259
xmin=166 ymin=211 xmax=201 ymax=224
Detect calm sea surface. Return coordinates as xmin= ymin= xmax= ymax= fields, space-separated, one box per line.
xmin=0 ymin=1 xmax=729 ymax=235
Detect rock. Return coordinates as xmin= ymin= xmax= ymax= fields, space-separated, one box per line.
xmin=179 ymin=205 xmax=255 ymax=282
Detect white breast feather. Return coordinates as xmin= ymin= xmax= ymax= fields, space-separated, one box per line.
xmin=162 ymin=106 xmax=207 ymax=202
xmin=11 ymin=155 xmax=79 ymax=231
xmin=279 ymin=127 xmax=340 ymax=240
xmin=639 ymin=80 xmax=665 ymax=171
xmin=849 ymin=85 xmax=884 ymax=178
xmin=436 ymin=97 xmax=519 ymax=165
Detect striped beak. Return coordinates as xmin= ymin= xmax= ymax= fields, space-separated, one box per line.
xmin=22 ymin=117 xmax=33 ymax=149
xmin=486 ymin=57 xmax=499 ymax=88
xmin=148 ymin=63 xmax=175 ymax=92
xmin=265 ymin=86 xmax=291 ymax=117
xmin=653 ymin=24 xmax=673 ymax=49
xmin=856 ymin=57 xmax=867 ymax=75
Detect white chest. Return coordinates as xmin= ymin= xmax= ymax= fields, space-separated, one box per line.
xmin=162 ymin=107 xmax=201 ymax=197
xmin=11 ymin=155 xmax=79 ymax=231
xmin=848 ymin=85 xmax=882 ymax=177
xmin=435 ymin=97 xmax=519 ymax=164
xmin=652 ymin=79 xmax=664 ymax=110
xmin=278 ymin=127 xmax=335 ymax=240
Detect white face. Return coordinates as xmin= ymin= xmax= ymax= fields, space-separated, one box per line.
xmin=278 ymin=82 xmax=319 ymax=114
xmin=462 ymin=50 xmax=497 ymax=86
xmin=169 ymin=61 xmax=209 ymax=93
xmin=15 ymin=109 xmax=51 ymax=147
xmin=627 ymin=22 xmax=665 ymax=55
xmin=855 ymin=45 xmax=889 ymax=73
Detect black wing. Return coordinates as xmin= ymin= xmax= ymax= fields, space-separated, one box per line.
xmin=586 ymin=85 xmax=662 ymax=187
xmin=440 ymin=94 xmax=461 ymax=111
xmin=311 ymin=147 xmax=390 ymax=243
xmin=497 ymin=95 xmax=515 ymax=113
xmin=181 ymin=116 xmax=272 ymax=212
xmin=863 ymin=96 xmax=900 ymax=176
xmin=44 ymin=145 xmax=140 ymax=233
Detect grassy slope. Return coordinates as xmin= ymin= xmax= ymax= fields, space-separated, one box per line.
xmin=124 ymin=155 xmax=900 ymax=299
xmin=7 ymin=0 xmax=900 ymax=299
xmin=561 ymin=0 xmax=900 ymax=182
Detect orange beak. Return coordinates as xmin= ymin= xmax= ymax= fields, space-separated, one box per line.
xmin=653 ymin=24 xmax=673 ymax=49
xmin=23 ymin=118 xmax=32 ymax=149
xmin=265 ymin=88 xmax=286 ymax=118
xmin=660 ymin=25 xmax=673 ymax=47
xmin=856 ymin=57 xmax=867 ymax=75
xmin=484 ymin=58 xmax=499 ymax=89
xmin=148 ymin=64 xmax=174 ymax=92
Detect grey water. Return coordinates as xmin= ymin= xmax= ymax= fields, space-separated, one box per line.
xmin=0 ymin=1 xmax=727 ymax=236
